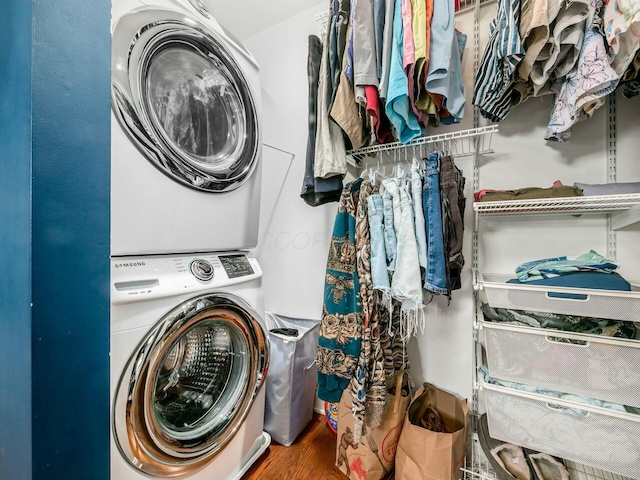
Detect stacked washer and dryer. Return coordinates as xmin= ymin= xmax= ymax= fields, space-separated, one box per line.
xmin=110 ymin=0 xmax=270 ymax=478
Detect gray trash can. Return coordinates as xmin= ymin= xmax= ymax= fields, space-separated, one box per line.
xmin=263 ymin=312 xmax=320 ymax=446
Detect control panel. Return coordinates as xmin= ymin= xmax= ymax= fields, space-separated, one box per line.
xmin=111 ymin=252 xmax=262 ymax=304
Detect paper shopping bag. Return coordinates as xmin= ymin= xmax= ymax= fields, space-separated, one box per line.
xmin=395 ymin=383 xmax=468 ymax=480
xmin=335 ymin=372 xmax=411 ymax=480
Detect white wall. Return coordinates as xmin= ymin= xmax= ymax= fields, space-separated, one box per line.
xmin=246 ymin=1 xmax=640 ymax=404
xmin=245 ymin=1 xmax=334 ymax=322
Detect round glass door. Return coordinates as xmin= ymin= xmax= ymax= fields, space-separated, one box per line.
xmin=112 ymin=11 xmax=260 ymax=192
xmin=112 ymin=294 xmax=268 ymax=477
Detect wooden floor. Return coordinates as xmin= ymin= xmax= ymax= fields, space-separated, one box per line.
xmin=242 ymin=414 xmax=346 ymax=480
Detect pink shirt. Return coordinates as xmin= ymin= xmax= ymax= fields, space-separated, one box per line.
xmin=402 ymin=0 xmax=415 ymax=70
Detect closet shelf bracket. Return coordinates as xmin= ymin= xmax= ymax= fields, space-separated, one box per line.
xmin=345 ymin=125 xmax=498 ymax=166
xmin=610 ymin=204 xmax=640 ymax=230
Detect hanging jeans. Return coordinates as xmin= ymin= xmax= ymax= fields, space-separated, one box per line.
xmin=381 ymin=180 xmax=399 ymax=272
xmin=367 ymin=194 xmax=391 ymax=290
xmin=423 ymin=152 xmax=448 ymax=295
xmin=440 ymin=154 xmax=466 ymax=293
xmin=411 ymin=166 xmax=428 ymax=269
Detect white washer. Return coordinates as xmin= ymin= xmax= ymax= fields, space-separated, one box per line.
xmin=111 ymin=0 xmax=262 ymax=256
xmin=111 ymin=252 xmax=270 ymax=479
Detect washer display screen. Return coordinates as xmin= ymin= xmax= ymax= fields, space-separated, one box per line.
xmin=220 ymin=255 xmax=254 ymax=278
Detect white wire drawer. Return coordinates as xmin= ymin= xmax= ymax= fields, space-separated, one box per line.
xmin=478 ymin=273 xmax=640 ymax=321
xmin=481 ymin=320 xmax=640 ymax=408
xmin=481 ymin=380 xmax=640 ymax=480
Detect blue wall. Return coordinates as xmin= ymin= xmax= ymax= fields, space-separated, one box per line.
xmin=31 ymin=0 xmax=111 ymax=478
xmin=0 ymin=1 xmax=33 ymax=479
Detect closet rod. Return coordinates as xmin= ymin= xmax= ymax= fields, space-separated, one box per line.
xmin=346 ymin=125 xmax=498 ymax=165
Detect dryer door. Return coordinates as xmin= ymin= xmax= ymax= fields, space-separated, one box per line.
xmin=112 ymin=292 xmax=268 ymax=477
xmin=112 ymin=9 xmax=260 ymax=193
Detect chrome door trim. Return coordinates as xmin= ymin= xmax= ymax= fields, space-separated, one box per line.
xmin=112 ymin=293 xmax=268 ymax=477
xmin=112 ymin=8 xmax=260 ymax=193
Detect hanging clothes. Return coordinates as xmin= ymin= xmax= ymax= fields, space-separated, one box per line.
xmin=385 ymin=0 xmax=422 ymax=143
xmin=315 ymin=33 xmax=349 ymax=179
xmin=329 ymin=0 xmax=351 ymax=111
xmin=407 ymin=0 xmax=430 ymax=125
xmin=331 ymin=22 xmax=370 ymax=150
xmin=603 ymin=0 xmax=640 ymax=76
xmin=379 ymin=0 xmax=396 ymax=102
xmin=472 ymin=0 xmax=525 ymax=121
xmin=374 ymin=0 xmax=387 ymax=79
xmin=423 ymin=152 xmax=448 ymax=295
xmin=546 ymin=0 xmax=619 ymax=141
xmin=317 ymin=179 xmax=363 ymax=403
xmin=414 ymin=0 xmax=435 ymax=115
xmin=301 ymin=35 xmax=344 ymax=207
xmin=354 ymin=0 xmax=379 ymax=87
xmin=529 ymin=0 xmax=590 ymax=97
xmin=439 ymin=154 xmax=466 ymax=294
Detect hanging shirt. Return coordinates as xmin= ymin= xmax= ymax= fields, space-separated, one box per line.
xmin=354 ymin=0 xmax=379 ymax=87
xmin=429 ymin=29 xmax=467 ymax=125
xmin=301 ymin=35 xmax=344 ymax=206
xmin=379 ymin=0 xmax=396 ymax=101
xmin=415 ymin=0 xmax=435 ymax=113
xmin=472 ymin=0 xmax=525 ymax=121
xmin=365 ymin=85 xmax=395 ymax=143
xmin=374 ymin=0 xmax=386 ymax=79
xmin=331 ymin=24 xmax=370 ymax=150
xmin=529 ymin=0 xmax=590 ymax=96
xmin=546 ymin=2 xmax=620 ymax=141
xmin=315 ymin=33 xmax=348 ymax=179
xmin=512 ymin=0 xmax=551 ymax=103
xmin=329 ymin=0 xmax=352 ymax=111
xmin=545 ymin=28 xmax=619 ymax=141
xmin=408 ymin=0 xmax=430 ymax=125
xmin=385 ymin=0 xmax=422 ymax=143
xmin=604 ymin=0 xmax=640 ymax=75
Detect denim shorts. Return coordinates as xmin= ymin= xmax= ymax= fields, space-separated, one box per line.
xmin=423 ymin=152 xmax=447 ymax=295
xmin=367 ymin=194 xmax=390 ymax=290
xmin=411 ymin=166 xmax=427 ymax=269
xmin=390 ymin=184 xmax=423 ymax=306
xmin=381 ymin=180 xmax=399 ymax=272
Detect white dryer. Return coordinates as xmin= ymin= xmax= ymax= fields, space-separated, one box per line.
xmin=111 ymin=252 xmax=270 ymax=479
xmin=111 ymin=0 xmax=262 ymax=256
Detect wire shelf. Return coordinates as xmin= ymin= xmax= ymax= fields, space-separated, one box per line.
xmin=346 ymin=125 xmax=498 ymax=166
xmin=474 ymin=193 xmax=640 ymax=228
xmin=462 ymin=428 xmax=634 ymax=480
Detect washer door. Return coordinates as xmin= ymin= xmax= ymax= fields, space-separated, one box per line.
xmin=112 ymin=8 xmax=260 ymax=192
xmin=113 ymin=293 xmax=268 ymax=477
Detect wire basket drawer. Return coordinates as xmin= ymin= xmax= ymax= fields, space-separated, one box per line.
xmin=482 ymin=381 xmax=640 ymax=480
xmin=479 ymin=274 xmax=640 ymax=321
xmin=482 ymin=321 xmax=640 ymax=408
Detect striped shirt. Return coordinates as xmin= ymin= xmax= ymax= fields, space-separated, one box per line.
xmin=472 ymin=0 xmax=525 ymax=121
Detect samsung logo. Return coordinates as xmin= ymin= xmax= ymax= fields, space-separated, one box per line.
xmin=114 ymin=262 xmax=146 ymax=268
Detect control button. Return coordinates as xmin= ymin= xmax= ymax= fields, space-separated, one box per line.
xmin=189 ymin=259 xmax=214 ymax=281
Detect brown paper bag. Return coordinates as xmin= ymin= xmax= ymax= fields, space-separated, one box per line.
xmin=395 ymin=383 xmax=469 ymax=480
xmin=335 ymin=373 xmax=410 ymax=480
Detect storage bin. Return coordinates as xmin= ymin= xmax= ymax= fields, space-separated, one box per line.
xmin=263 ymin=312 xmax=320 ymax=446
xmin=482 ymin=380 xmax=640 ymax=480
xmin=479 ymin=273 xmax=640 ymax=321
xmin=482 ymin=320 xmax=640 ymax=408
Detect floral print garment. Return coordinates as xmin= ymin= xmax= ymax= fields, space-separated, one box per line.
xmin=604 ymin=0 xmax=640 ymax=75
xmin=317 ymin=179 xmax=364 ymax=403
xmin=546 ymin=0 xmax=620 ymax=141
